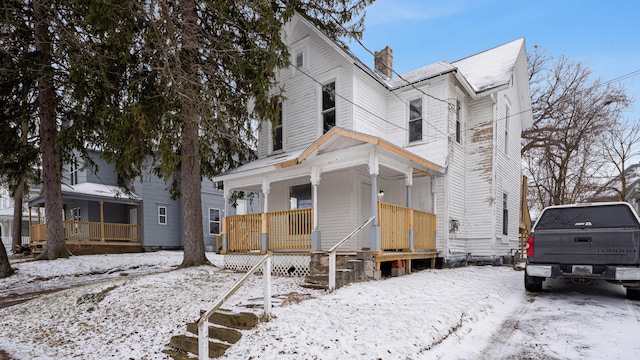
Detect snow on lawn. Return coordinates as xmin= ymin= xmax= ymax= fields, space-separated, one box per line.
xmin=0 ymin=252 xmax=524 ymax=359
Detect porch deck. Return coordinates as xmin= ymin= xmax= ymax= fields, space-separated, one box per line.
xmin=221 ymin=202 xmax=438 ymax=277
xmin=29 ymin=221 xmax=141 ymax=255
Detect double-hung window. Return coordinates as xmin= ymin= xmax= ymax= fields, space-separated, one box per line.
xmin=502 ymin=193 xmax=509 ymax=235
xmin=322 ymin=82 xmax=336 ymax=133
xmin=409 ymin=98 xmax=423 ymax=143
xmin=273 ymin=102 xmax=283 ymax=152
xmin=209 ymin=208 xmax=221 ymax=235
xmin=504 ymin=104 xmax=510 ymax=155
xmin=158 ymin=206 xmax=167 ymax=225
xmin=70 ymin=159 xmax=78 ymax=185
xmin=455 ymin=100 xmax=462 ymax=144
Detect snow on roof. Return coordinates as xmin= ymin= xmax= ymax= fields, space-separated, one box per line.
xmin=60 ymin=183 xmax=141 ymax=202
xmin=215 ymin=149 xmax=306 ymax=178
xmin=386 ymin=61 xmax=457 ymax=89
xmin=0 ymin=206 xmax=32 ymax=219
xmin=452 ymin=38 xmax=524 ymax=93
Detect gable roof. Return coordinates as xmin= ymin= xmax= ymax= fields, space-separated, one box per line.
xmin=452 ymin=38 xmax=525 ymax=93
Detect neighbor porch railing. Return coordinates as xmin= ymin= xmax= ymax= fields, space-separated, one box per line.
xmin=29 ymin=221 xmax=140 ymax=244
xmin=378 ymin=202 xmax=436 ymax=251
xmin=225 ymin=208 xmax=312 ymax=252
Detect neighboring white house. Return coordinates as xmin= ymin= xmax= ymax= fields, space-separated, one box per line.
xmin=213 ymin=14 xmax=533 ymax=267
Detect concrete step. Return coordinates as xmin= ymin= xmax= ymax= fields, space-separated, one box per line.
xmin=167 ymin=309 xmax=260 ymax=359
xmin=186 ymin=322 xmax=242 ymax=344
xmin=167 ymin=334 xmax=229 ymax=358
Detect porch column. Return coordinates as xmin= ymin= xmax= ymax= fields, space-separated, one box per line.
xmin=100 ymin=201 xmax=105 ymax=242
xmin=261 ymin=179 xmax=270 ymax=252
xmin=221 ymin=187 xmax=231 ymax=253
xmin=136 ymin=203 xmax=141 ymax=243
xmin=369 ymin=153 xmax=381 ymax=251
xmin=406 ymin=171 xmax=414 ymax=251
xmin=311 ymin=166 xmax=322 ymax=250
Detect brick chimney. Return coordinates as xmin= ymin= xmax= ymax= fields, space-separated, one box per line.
xmin=374 ymin=46 xmax=393 ymax=79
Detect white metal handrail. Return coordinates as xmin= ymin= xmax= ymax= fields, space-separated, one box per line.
xmin=328 ymin=216 xmax=375 ymax=292
xmin=198 ymin=252 xmax=272 ymax=359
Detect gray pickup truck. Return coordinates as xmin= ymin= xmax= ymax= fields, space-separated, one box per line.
xmin=525 ymin=202 xmax=640 ymax=299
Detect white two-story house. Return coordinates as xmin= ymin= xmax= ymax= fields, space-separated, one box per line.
xmin=213 ymin=14 xmax=532 ymax=275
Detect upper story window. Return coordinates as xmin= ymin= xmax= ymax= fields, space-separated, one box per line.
xmin=70 ymin=158 xmax=78 ymax=185
xmin=272 ymin=102 xmax=283 ymax=152
xmin=158 ymin=206 xmax=167 ymax=225
xmin=504 ymin=104 xmax=511 ymax=155
xmin=322 ymin=82 xmax=336 ymax=133
xmin=295 ymin=52 xmax=304 ymax=69
xmin=409 ymin=98 xmax=423 ymax=143
xmin=455 ymin=100 xmax=462 ymax=144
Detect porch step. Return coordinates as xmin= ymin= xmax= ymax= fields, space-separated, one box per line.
xmin=165 ymin=309 xmax=260 ymax=359
xmin=303 ymin=253 xmax=370 ymax=290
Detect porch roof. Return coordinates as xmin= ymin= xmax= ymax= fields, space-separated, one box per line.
xmin=213 ymin=127 xmax=445 ymax=184
xmin=28 ymin=182 xmax=142 ymax=207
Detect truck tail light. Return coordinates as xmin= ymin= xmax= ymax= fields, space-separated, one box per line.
xmin=526 ymin=235 xmax=534 ymax=258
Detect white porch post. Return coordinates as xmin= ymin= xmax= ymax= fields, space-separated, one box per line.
xmin=406 ymin=170 xmax=414 ymax=251
xmin=311 ymin=166 xmax=322 ymax=250
xmin=369 ymin=153 xmax=381 ymax=251
xmin=261 ymin=178 xmax=270 ymax=252
xmin=222 ymin=187 xmax=231 ymax=253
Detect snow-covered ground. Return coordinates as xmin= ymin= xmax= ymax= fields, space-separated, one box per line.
xmin=0 ymin=251 xmax=638 ymax=359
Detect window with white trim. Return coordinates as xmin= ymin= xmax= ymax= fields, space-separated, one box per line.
xmin=272 ymin=102 xmax=283 ymax=152
xmin=70 ymin=207 xmax=81 ymax=222
xmin=70 ymin=158 xmax=78 ymax=185
xmin=502 ymin=193 xmax=508 ymax=235
xmin=158 ymin=206 xmax=167 ymax=225
xmin=295 ymin=52 xmax=304 ymax=69
xmin=322 ymin=82 xmax=336 ymax=133
xmin=455 ymin=100 xmax=462 ymax=144
xmin=504 ymin=104 xmax=510 ymax=155
xmin=409 ymin=98 xmax=423 ymax=142
xmin=209 ymin=208 xmax=221 ymax=235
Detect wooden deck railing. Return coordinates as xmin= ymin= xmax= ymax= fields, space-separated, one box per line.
xmin=225 ymin=209 xmax=312 ymax=252
xmin=413 ymin=209 xmax=436 ymax=250
xmin=379 ymin=202 xmax=436 ymax=251
xmin=269 ymin=208 xmax=312 ymax=250
xmin=379 ymin=202 xmax=410 ymax=249
xmin=29 ymin=221 xmax=140 ymax=244
xmin=226 ymin=213 xmax=262 ymax=251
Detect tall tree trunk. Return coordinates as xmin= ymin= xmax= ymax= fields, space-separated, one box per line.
xmin=178 ymin=0 xmax=208 ymax=267
xmin=34 ymin=0 xmax=68 ymax=260
xmin=0 ymin=237 xmax=13 ymax=278
xmin=12 ymin=181 xmax=24 ymax=253
xmin=180 ymin=116 xmax=208 ymax=267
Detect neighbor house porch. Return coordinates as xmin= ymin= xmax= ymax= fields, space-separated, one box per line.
xmin=27 ymin=183 xmax=142 ymax=255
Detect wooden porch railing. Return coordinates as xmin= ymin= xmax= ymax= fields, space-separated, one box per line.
xmin=269 ymin=208 xmax=312 ymax=250
xmin=29 ymin=221 xmax=140 ymax=243
xmin=413 ymin=210 xmax=436 ymax=250
xmin=226 ymin=213 xmax=262 ymax=251
xmin=224 ymin=208 xmax=313 ymax=252
xmin=379 ymin=202 xmax=436 ymax=251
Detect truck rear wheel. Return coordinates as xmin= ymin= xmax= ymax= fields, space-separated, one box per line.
xmin=524 ymin=269 xmax=544 ymax=292
xmin=626 ymin=287 xmax=640 ymax=300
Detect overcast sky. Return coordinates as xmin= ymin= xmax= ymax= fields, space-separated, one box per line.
xmin=348 ymin=0 xmax=640 ymax=124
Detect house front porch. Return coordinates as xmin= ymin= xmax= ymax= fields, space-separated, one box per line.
xmin=27 ymin=183 xmax=142 ymax=255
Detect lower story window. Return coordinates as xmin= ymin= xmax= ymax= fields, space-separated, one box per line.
xmin=209 ymin=208 xmax=221 ymax=235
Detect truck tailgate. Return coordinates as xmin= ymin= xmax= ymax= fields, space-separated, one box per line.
xmin=531 ymin=228 xmax=640 ymax=265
